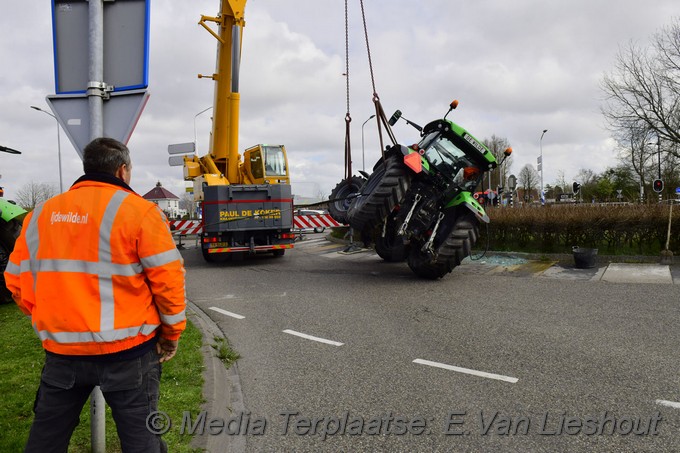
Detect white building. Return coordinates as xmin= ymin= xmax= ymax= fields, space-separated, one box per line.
xmin=142 ymin=181 xmax=185 ymax=219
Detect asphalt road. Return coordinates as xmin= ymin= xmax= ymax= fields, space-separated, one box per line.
xmin=181 ymin=235 xmax=680 ymax=452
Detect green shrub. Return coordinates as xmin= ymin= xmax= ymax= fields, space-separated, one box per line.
xmin=478 ymin=204 xmax=677 ymax=255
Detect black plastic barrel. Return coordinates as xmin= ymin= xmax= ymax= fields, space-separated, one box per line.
xmin=572 ymin=246 xmax=598 ymax=269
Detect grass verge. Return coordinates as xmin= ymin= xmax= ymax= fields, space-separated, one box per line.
xmin=0 ymin=303 xmax=205 ymax=452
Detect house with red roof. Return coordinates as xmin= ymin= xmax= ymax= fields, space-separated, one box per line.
xmin=141 ymin=181 xmax=185 ymax=219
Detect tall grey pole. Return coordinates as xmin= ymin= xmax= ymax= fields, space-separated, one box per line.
xmin=88 ymin=1 xmax=106 ymax=452
xmin=657 ymin=140 xmax=662 ymax=204
xmin=539 ymin=129 xmax=547 ymax=205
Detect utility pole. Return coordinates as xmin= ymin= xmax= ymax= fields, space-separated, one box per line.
xmin=539 ymin=129 xmax=547 ymax=205
xmin=88 ymin=1 xmax=106 ymax=451
xmin=657 ymin=139 xmax=662 ymax=204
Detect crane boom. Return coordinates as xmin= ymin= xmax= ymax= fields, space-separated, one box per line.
xmin=199 ymin=0 xmax=245 ymax=183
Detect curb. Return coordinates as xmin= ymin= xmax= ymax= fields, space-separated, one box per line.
xmin=186 ymin=300 xmax=246 ymax=453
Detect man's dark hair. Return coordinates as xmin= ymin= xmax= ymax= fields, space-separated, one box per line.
xmin=83 ymin=137 xmax=131 ymax=175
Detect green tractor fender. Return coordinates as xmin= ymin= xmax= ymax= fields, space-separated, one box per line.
xmin=445 ymin=192 xmax=490 ymax=223
xmin=0 ymin=199 xmax=27 ymax=223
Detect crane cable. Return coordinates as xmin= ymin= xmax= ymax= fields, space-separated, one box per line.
xmin=343 ymin=0 xmax=352 ymax=182
xmin=343 ymin=0 xmax=399 ymax=183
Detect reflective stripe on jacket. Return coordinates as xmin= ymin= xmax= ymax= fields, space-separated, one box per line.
xmin=4 ymin=177 xmax=186 ymax=355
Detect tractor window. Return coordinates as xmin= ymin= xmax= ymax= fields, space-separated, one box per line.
xmin=423 ymin=135 xmax=466 ymax=170
xmin=424 ymin=135 xmax=482 ymax=189
xmin=263 ymin=146 xmax=287 ymax=177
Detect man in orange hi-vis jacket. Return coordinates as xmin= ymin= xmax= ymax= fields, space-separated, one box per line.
xmin=4 ymin=137 xmax=186 ymax=453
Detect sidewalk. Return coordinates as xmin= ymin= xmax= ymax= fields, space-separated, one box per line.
xmin=187 ymin=300 xmax=246 ymax=453
xmin=457 ymin=253 xmax=678 ymax=284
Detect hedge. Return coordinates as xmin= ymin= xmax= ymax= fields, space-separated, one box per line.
xmin=477 ymin=204 xmax=678 ymax=256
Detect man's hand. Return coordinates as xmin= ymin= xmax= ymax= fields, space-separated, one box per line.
xmin=156 ymin=338 xmax=179 ymax=363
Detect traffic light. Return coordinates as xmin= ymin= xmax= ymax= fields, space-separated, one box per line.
xmin=572 ymin=182 xmax=581 ymax=194
xmin=653 ymin=179 xmax=664 ymax=193
xmin=498 ymin=186 xmax=504 ymax=194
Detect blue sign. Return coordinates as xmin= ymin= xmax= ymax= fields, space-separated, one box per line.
xmin=676 ymin=187 xmax=680 ymax=193
xmin=52 ymin=0 xmax=150 ymax=94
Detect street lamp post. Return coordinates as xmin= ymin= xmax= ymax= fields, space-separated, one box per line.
xmin=656 ymin=139 xmax=662 ymax=203
xmin=539 ymin=129 xmax=548 ymax=205
xmin=31 ymin=106 xmax=63 ymax=193
xmin=361 ymin=114 xmax=376 ymax=172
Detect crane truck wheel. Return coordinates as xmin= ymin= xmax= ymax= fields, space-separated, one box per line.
xmin=347 ymin=155 xmax=410 ymax=232
xmin=0 ymin=219 xmax=21 ymax=304
xmin=328 ymin=176 xmax=366 ymax=225
xmin=407 ymin=211 xmax=479 ymax=279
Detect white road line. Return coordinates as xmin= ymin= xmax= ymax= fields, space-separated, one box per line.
xmin=413 ymin=359 xmax=518 ymax=383
xmin=209 ymin=306 xmax=245 ymax=320
xmin=656 ymin=399 xmax=680 ymax=409
xmin=283 ymin=329 xmax=344 ymax=346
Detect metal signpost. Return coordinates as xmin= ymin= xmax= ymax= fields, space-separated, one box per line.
xmin=49 ymin=0 xmax=150 ymax=155
xmin=49 ymin=1 xmax=150 ymax=451
xmin=508 ymin=174 xmax=517 ymax=208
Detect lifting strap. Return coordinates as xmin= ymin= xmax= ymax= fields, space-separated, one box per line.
xmin=359 ymin=0 xmax=397 ymax=156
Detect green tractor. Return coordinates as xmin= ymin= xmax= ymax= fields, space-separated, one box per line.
xmin=347 ymin=100 xmax=512 ymax=279
xmin=0 ymin=145 xmax=27 ymax=303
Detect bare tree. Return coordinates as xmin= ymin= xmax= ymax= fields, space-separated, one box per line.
xmin=14 ymin=182 xmax=58 ymax=210
xmin=601 ymin=18 xmax=680 ymax=154
xmin=554 ymin=170 xmax=568 ymax=194
xmin=575 ymin=168 xmax=598 ymax=186
xmin=483 ymin=135 xmax=513 ymax=189
xmin=518 ymin=164 xmax=539 ymax=200
xmin=179 ymin=192 xmax=197 ymax=219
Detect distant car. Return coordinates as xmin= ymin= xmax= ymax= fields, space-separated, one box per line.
xmin=294 ymin=209 xmax=327 ymax=233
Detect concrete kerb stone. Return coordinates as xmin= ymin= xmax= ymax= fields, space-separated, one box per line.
xmin=186 ymin=300 xmax=246 ymax=453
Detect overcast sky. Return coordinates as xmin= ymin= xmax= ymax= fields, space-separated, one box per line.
xmin=0 ymin=1 xmax=677 ymax=202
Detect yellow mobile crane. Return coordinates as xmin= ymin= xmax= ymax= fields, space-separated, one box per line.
xmin=184 ymin=0 xmax=295 ymax=261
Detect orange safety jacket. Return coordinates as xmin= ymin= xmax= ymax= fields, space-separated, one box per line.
xmin=4 ymin=174 xmax=186 ymax=356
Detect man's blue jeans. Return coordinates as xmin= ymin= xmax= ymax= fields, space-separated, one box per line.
xmin=25 ymin=348 xmax=166 ymax=453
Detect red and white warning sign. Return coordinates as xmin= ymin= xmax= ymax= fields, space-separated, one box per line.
xmin=170 ymin=220 xmax=202 ymax=235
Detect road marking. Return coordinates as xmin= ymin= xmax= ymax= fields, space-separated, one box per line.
xmin=413 ymin=359 xmax=518 ymax=383
xmin=283 ymin=329 xmax=344 ymax=346
xmin=656 ymin=399 xmax=680 ymax=409
xmin=209 ymin=306 xmax=245 ymax=320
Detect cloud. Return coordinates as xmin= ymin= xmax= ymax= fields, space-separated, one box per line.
xmin=0 ymin=0 xmax=676 ymax=202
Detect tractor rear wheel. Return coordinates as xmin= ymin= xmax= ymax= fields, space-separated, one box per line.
xmin=407 ymin=211 xmax=479 ymax=279
xmin=328 ymin=176 xmax=365 ymax=224
xmin=374 ymin=218 xmax=408 ymax=262
xmin=347 ymin=155 xmax=410 ymax=232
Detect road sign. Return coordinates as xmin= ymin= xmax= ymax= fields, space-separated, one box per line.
xmin=46 ymin=89 xmax=150 ymax=157
xmin=52 ymin=0 xmax=150 ymax=94
xmin=675 ymin=187 xmax=680 ymax=193
xmin=169 ymin=155 xmax=187 ymax=167
xmin=168 ymin=142 xmax=196 ymax=155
